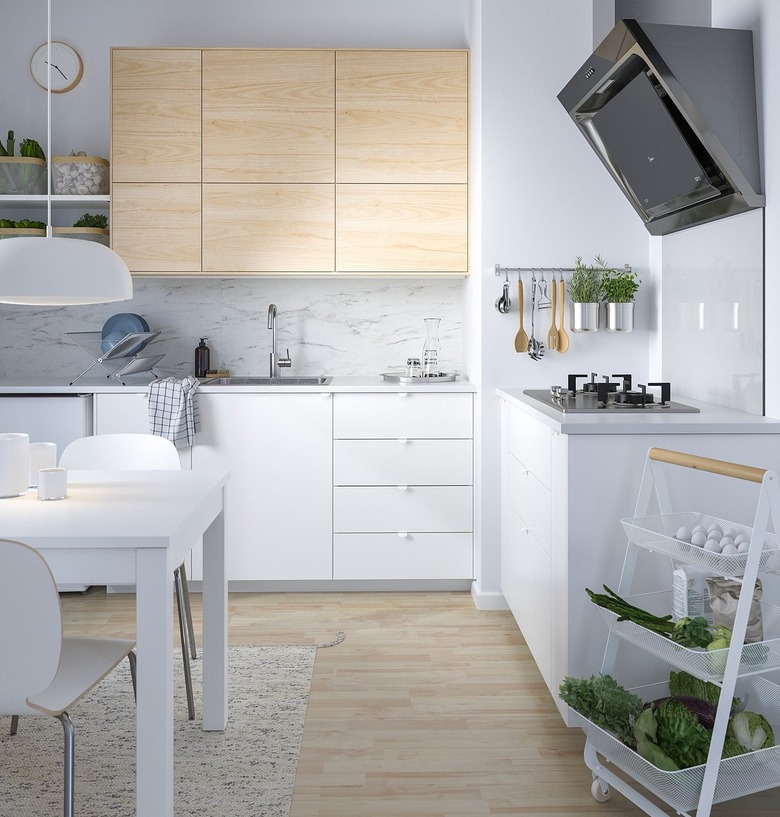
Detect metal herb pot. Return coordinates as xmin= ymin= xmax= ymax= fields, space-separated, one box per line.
xmin=570 ymin=302 xmax=600 ymax=332
xmin=605 ymin=302 xmax=635 ymax=332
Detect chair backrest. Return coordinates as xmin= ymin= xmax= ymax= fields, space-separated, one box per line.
xmin=59 ymin=433 xmax=181 ymax=471
xmin=0 ymin=539 xmax=62 ymax=715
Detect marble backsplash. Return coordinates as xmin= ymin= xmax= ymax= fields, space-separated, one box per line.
xmin=0 ymin=277 xmax=465 ymax=381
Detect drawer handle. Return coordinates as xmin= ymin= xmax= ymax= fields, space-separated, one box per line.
xmin=320 ymin=392 xmax=331 ymax=398
xmin=397 ymin=532 xmax=408 ymax=538
xmin=397 ymin=485 xmax=408 ymax=491
xmin=396 ymin=438 xmax=408 ymax=444
xmin=397 ymin=392 xmax=408 ymax=398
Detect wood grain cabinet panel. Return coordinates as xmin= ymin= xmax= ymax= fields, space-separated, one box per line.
xmin=111 ymin=49 xmax=202 ymax=183
xmin=336 ymin=50 xmax=468 ymax=183
xmin=336 ymin=184 xmax=467 ymax=273
xmin=112 ymin=183 xmax=201 ymax=272
xmin=203 ymin=50 xmax=335 ymax=183
xmin=202 ymin=183 xmax=334 ymax=272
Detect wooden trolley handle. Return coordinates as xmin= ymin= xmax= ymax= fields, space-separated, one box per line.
xmin=648 ymin=447 xmax=766 ymax=483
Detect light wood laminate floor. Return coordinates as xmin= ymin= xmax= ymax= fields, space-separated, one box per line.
xmin=60 ymin=589 xmax=779 ymax=816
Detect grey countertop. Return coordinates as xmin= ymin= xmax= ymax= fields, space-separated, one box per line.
xmin=497 ymin=386 xmax=780 ymax=435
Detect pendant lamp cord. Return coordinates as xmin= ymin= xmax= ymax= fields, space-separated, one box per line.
xmin=46 ymin=0 xmax=52 ymax=237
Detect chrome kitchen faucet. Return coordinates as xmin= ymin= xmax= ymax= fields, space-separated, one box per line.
xmin=267 ymin=304 xmax=292 ymax=378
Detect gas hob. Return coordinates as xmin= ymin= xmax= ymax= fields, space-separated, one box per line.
xmin=523 ymin=373 xmax=701 ymax=414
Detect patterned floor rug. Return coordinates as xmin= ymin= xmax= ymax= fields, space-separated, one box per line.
xmin=0 ymin=645 xmax=317 ymax=817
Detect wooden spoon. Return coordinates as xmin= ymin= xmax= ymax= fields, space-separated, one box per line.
xmin=557 ymin=277 xmax=569 ymax=353
xmin=514 ymin=279 xmax=529 ymax=353
xmin=547 ymin=276 xmax=559 ymax=351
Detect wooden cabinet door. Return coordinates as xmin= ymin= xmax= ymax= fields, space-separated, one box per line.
xmin=112 ymin=183 xmax=201 ymax=273
xmin=202 ymin=50 xmax=335 ymax=183
xmin=111 ymin=49 xmax=202 ymax=183
xmin=336 ymin=183 xmax=467 ymax=273
xmin=202 ymin=183 xmax=334 ymax=272
xmin=336 ymin=50 xmax=468 ymax=184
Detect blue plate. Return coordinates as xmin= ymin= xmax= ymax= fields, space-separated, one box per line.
xmin=101 ymin=313 xmax=151 ymax=356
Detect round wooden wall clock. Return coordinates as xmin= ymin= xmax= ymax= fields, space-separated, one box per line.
xmin=30 ymin=41 xmax=84 ymax=93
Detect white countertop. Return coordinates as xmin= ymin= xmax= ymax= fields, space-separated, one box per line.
xmin=0 ymin=375 xmax=476 ymax=395
xmin=497 ymin=386 xmax=780 ymax=434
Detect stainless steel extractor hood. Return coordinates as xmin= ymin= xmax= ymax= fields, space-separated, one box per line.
xmin=558 ymin=19 xmax=764 ymax=235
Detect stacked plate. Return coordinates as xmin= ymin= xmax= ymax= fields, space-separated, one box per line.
xmin=101 ymin=313 xmax=151 ymax=356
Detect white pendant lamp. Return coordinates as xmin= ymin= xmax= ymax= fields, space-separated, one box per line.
xmin=0 ymin=0 xmax=132 ymax=306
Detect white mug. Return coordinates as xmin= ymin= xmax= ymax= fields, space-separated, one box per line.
xmin=28 ymin=442 xmax=57 ymax=487
xmin=0 ymin=432 xmax=29 ymax=498
xmin=38 ymin=467 xmax=68 ymax=500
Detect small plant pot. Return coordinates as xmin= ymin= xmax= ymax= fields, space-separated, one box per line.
xmin=52 ymin=227 xmax=110 ymax=246
xmin=605 ymin=302 xmax=635 ymax=332
xmin=0 ymin=228 xmax=46 ymax=239
xmin=570 ymin=302 xmax=600 ymax=332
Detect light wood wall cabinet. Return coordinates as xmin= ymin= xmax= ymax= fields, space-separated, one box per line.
xmin=110 ymin=47 xmax=468 ymax=277
xmin=111 ymin=50 xmax=202 ymax=273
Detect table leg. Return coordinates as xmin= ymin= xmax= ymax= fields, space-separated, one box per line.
xmin=135 ymin=548 xmax=174 ymax=817
xmin=201 ymin=503 xmax=228 ymax=730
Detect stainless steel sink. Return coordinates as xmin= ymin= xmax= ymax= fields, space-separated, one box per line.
xmin=203 ymin=376 xmax=332 ymax=386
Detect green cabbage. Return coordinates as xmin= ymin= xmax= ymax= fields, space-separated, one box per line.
xmin=728 ymin=711 xmax=775 ymax=751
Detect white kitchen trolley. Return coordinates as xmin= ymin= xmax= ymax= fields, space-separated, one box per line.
xmin=574 ymin=447 xmax=780 ymax=816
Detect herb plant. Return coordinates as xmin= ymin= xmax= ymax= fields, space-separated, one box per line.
xmin=558 ymin=673 xmax=643 ymax=744
xmin=567 ymin=255 xmax=609 ymax=303
xmin=73 ymin=213 xmax=108 ymax=229
xmin=601 ymin=266 xmax=640 ymax=302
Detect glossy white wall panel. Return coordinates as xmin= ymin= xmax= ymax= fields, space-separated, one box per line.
xmin=661 ymin=209 xmax=763 ymax=414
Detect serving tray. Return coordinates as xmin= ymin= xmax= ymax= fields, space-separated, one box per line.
xmin=380 ymin=372 xmax=459 ymax=384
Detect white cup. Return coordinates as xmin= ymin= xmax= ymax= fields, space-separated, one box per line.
xmin=28 ymin=442 xmax=57 ymax=487
xmin=38 ymin=467 xmax=68 ymax=501
xmin=0 ymin=432 xmax=29 ymax=498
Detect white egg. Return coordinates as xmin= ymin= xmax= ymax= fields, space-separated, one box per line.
xmin=721 ymin=544 xmax=739 ymax=555
xmin=692 ymin=524 xmax=707 ymax=534
xmin=707 ymin=524 xmax=723 ymax=536
xmin=690 ymin=530 xmax=707 ymax=546
xmin=734 ymin=533 xmax=748 ymax=545
xmin=704 ymin=539 xmax=722 ymax=552
xmin=719 ymin=536 xmax=735 ymax=548
xmin=707 ymin=529 xmax=723 ymax=542
xmin=737 ymin=541 xmax=750 ymax=554
xmin=722 ymin=527 xmax=737 ymax=538
xmin=675 ymin=526 xmax=691 ymax=541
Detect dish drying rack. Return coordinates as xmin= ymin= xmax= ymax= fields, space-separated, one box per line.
xmin=65 ymin=330 xmax=164 ymax=385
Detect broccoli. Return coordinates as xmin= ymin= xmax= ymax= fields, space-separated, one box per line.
xmin=728 ymin=711 xmax=775 ymax=751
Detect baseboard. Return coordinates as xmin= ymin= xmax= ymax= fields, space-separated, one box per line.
xmin=470 ymin=582 xmax=509 ymax=610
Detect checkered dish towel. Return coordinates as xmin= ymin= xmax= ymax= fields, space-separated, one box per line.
xmin=148 ymin=375 xmax=201 ymax=448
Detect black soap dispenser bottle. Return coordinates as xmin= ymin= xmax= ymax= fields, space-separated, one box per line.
xmin=195 ymin=337 xmax=210 ymax=378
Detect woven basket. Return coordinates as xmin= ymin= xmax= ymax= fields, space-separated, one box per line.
xmin=52 ymin=156 xmax=109 ymax=195
xmin=0 ymin=227 xmax=46 ymax=239
xmin=52 ymin=226 xmax=110 ymax=246
xmin=0 ymin=157 xmax=47 ymax=195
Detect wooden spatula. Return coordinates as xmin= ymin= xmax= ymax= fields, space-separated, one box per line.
xmin=557 ymin=277 xmax=569 ymax=353
xmin=514 ymin=279 xmax=529 ymax=353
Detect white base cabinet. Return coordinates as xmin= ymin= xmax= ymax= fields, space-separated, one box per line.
xmin=191 ymin=392 xmax=333 ymax=581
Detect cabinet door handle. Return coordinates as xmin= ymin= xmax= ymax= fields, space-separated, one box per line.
xmin=397 ymin=532 xmax=409 ymax=538
xmin=396 ymin=438 xmax=408 ymax=444
xmin=397 ymin=392 xmax=408 ymax=398
xmin=397 ymin=485 xmax=408 ymax=491
xmin=320 ymin=392 xmax=331 ymax=398
xmin=521 ymin=526 xmax=530 ymax=535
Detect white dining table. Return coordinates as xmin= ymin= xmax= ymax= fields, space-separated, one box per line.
xmin=1 ymin=468 xmax=231 ymax=817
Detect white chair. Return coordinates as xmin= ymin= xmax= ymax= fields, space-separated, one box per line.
xmin=0 ymin=538 xmax=136 ymax=817
xmin=58 ymin=433 xmax=198 ymax=720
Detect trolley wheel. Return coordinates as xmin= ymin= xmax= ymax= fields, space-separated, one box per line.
xmin=591 ymin=778 xmax=611 ymax=802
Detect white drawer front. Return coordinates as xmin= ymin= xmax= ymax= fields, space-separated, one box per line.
xmin=334 ymin=439 xmax=472 ymax=486
xmin=507 ymin=454 xmax=551 ymax=556
xmin=334 ymin=486 xmax=472 ymax=533
xmin=508 ymin=405 xmax=552 ymax=488
xmin=333 ymin=392 xmax=472 ymax=439
xmin=334 ymin=533 xmax=473 ymax=579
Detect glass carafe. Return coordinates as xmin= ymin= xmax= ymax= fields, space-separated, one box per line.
xmin=422 ymin=317 xmax=441 ymax=377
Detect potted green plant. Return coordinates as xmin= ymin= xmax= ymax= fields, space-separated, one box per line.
xmin=601 ymin=265 xmax=640 ymax=332
xmin=52 ymin=212 xmax=110 ymax=246
xmin=568 ymin=255 xmax=608 ymax=332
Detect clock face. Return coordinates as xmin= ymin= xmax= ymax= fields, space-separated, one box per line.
xmin=30 ymin=41 xmax=83 ymax=93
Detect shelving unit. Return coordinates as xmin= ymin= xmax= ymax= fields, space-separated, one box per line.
xmin=574 ymin=447 xmax=780 ymax=817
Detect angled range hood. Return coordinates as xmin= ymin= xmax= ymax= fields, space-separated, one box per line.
xmin=558 ymin=19 xmax=764 ymax=235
